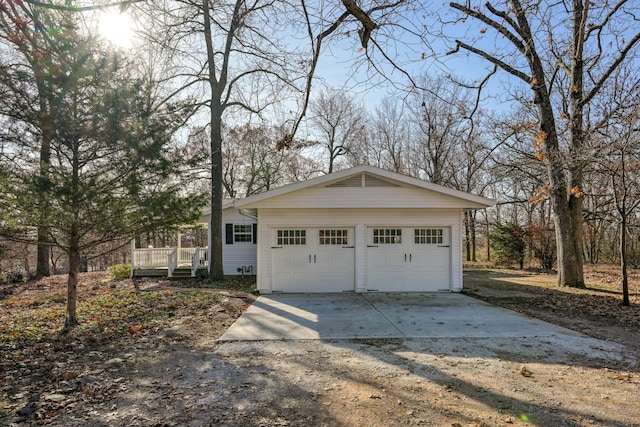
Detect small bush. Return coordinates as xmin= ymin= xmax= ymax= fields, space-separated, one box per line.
xmin=195 ymin=269 xmax=210 ymax=280
xmin=525 ymin=223 xmax=556 ymax=271
xmin=109 ymin=264 xmax=131 ymax=280
xmin=0 ymin=267 xmax=27 ymax=283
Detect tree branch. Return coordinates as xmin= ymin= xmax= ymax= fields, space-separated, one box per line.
xmin=582 ymin=30 xmax=640 ymax=107
xmin=449 ymin=1 xmax=525 ymax=52
xmin=21 ymin=0 xmax=145 ymax=12
xmin=447 ymin=40 xmax=531 ymax=83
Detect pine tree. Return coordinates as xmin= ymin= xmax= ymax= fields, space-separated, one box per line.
xmin=490 ymin=223 xmax=525 ymax=269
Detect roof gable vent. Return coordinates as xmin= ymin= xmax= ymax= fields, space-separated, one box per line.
xmin=326 ymin=172 xmax=402 ymax=188
xmin=326 ymin=174 xmax=364 ymax=187
xmin=364 ymin=173 xmax=400 ymax=187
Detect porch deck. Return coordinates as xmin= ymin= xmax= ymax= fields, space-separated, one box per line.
xmin=131 ymin=247 xmax=208 ymax=278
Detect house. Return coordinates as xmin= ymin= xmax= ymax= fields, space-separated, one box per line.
xmin=132 ymin=165 xmax=494 ymax=292
xmin=131 ymin=200 xmax=257 ymax=278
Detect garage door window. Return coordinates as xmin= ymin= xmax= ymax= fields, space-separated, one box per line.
xmin=319 ymin=229 xmax=348 ymax=245
xmin=415 ymin=228 xmax=443 ymax=244
xmin=277 ymin=229 xmax=306 ymax=245
xmin=373 ymin=228 xmax=402 ymax=244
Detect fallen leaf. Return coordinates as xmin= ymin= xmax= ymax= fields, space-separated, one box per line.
xmin=519 ymin=365 xmax=533 ymax=377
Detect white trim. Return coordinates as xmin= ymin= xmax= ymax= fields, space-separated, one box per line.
xmin=235 ymin=165 xmax=495 ymax=209
xmin=255 ymin=208 xmax=463 ymax=294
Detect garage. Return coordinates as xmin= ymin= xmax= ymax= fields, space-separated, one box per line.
xmin=232 ymin=165 xmax=494 ymax=294
xmin=366 ymin=226 xmax=451 ymax=292
xmin=271 ymin=227 xmax=355 ymax=292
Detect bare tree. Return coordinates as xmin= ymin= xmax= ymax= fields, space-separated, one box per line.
xmin=186 ymin=123 xmax=318 ymax=198
xmin=406 ymin=75 xmax=474 ymax=186
xmin=280 ymin=0 xmax=430 ymax=150
xmin=224 ymin=124 xmax=309 ymax=196
xmin=594 ymin=108 xmax=640 ymax=306
xmin=309 ymin=90 xmax=365 ymax=173
xmin=140 ymin=0 xmax=305 ymax=279
xmin=370 ymin=97 xmax=409 ymax=173
xmin=445 ymin=0 xmax=640 ymax=287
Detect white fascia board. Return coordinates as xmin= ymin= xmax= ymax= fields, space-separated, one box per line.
xmin=234 ymin=165 xmax=495 ymax=209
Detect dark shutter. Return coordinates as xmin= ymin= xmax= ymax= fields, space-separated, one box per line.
xmin=225 ymin=223 xmax=233 ymax=244
xmin=252 ymin=223 xmax=257 ymax=244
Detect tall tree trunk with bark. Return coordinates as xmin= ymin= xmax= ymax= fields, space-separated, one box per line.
xmin=620 ymin=218 xmax=629 ymax=306
xmin=202 ymin=0 xmax=240 ymax=279
xmin=35 ymin=56 xmax=55 ymax=278
xmin=444 ymin=0 xmax=640 ymax=287
xmin=564 ymin=0 xmax=587 ymax=287
xmin=521 ymin=2 xmax=585 ymax=288
xmin=209 ymin=106 xmax=225 ymax=280
xmin=65 ymin=137 xmax=81 ymax=328
xmin=65 ymin=219 xmax=80 ymax=328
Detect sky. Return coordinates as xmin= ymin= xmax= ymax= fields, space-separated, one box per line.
xmin=90 ymin=0 xmax=639 ymax=136
xmin=300 ymin=4 xmax=527 ymax=119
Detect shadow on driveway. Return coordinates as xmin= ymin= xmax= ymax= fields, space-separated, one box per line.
xmin=219 ymin=293 xmax=581 ymax=341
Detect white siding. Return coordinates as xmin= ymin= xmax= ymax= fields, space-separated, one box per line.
xmin=355 ymin=223 xmax=366 ymax=292
xmin=246 ymin=187 xmax=490 ymax=210
xmin=451 ymin=210 xmax=464 ymax=291
xmin=222 ymin=209 xmax=257 ymax=276
xmin=256 ymin=208 xmax=463 ymax=294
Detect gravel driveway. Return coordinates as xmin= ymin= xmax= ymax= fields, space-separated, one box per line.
xmin=34 ymin=291 xmax=639 ymax=427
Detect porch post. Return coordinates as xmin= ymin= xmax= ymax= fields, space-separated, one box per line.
xmin=177 ymin=231 xmax=182 ymax=249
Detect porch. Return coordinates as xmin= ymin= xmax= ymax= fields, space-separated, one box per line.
xmin=131 ymin=246 xmax=208 ymax=278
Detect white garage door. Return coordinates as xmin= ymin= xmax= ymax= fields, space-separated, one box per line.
xmin=271 ymin=227 xmax=355 ymax=292
xmin=366 ymin=227 xmax=451 ymax=292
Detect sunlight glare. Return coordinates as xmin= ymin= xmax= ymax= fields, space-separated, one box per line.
xmin=98 ymin=10 xmax=135 ymax=48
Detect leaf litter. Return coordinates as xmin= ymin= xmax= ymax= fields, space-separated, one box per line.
xmin=1 ymin=267 xmax=639 ymax=426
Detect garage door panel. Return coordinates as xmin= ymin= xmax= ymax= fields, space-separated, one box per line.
xmin=325 ymin=249 xmax=355 ymax=273
xmin=367 ymin=226 xmax=451 ymax=292
xmin=404 ymin=248 xmax=428 ymax=291
xmin=271 ymin=227 xmax=355 ymax=292
xmin=427 ymin=248 xmax=450 ymax=288
xmin=367 ymin=236 xmax=406 ymax=290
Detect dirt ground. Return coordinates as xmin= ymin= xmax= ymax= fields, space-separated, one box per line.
xmin=2 ymin=268 xmax=640 ymax=427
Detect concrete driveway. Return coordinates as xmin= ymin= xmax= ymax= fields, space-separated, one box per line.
xmin=218 ymin=293 xmax=581 ymax=341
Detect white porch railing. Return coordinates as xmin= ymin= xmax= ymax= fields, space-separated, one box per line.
xmin=132 ymin=248 xmax=175 ymax=269
xmin=167 ymin=248 xmax=177 ymax=277
xmin=191 ymin=247 xmax=208 ymax=276
xmin=178 ymin=248 xmax=196 ymax=266
xmin=132 ymin=247 xmax=209 ymax=277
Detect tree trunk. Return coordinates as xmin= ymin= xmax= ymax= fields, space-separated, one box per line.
xmin=531 ymin=42 xmax=584 ymax=288
xmin=33 ymin=57 xmax=58 ymax=278
xmin=36 ymin=227 xmax=50 ymax=277
xmin=470 ymin=211 xmax=477 ymax=262
xmin=562 ymin=0 xmax=586 ymax=288
xmin=201 ymin=0 xmax=229 ymax=280
xmin=464 ymin=211 xmax=471 ymax=262
xmin=65 ymin=221 xmax=80 ymax=328
xmin=209 ymin=107 xmax=225 ymax=280
xmin=485 ymin=216 xmax=490 ymax=262
xmin=36 ymin=111 xmax=52 ymax=277
xmin=552 ymin=197 xmax=585 ymax=287
xmin=620 ymin=218 xmax=630 ymax=306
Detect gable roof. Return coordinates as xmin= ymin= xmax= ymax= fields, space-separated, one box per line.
xmin=234 ymin=165 xmax=494 ymax=209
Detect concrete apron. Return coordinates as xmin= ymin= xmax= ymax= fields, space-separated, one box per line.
xmin=218 ymin=293 xmax=581 ymax=341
